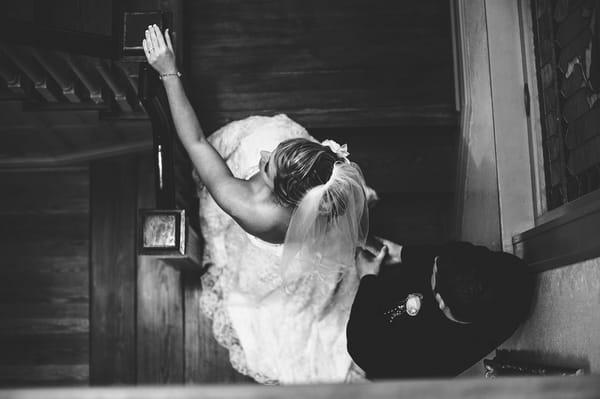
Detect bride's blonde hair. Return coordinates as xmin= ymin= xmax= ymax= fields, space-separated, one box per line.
xmin=272 ymin=138 xmax=339 ymax=207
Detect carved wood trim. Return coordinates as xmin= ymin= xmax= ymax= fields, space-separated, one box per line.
xmin=0 ymin=54 xmax=26 ymax=95
xmin=62 ymin=55 xmax=104 ymax=105
xmin=95 ymin=60 xmax=133 ymax=113
xmin=30 ymin=49 xmax=82 ymax=103
xmin=1 ymin=45 xmax=60 ymax=102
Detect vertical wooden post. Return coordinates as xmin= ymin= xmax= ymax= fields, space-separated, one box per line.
xmin=136 ymin=154 xmax=184 ymax=383
xmin=138 ymin=63 xmax=176 ymax=209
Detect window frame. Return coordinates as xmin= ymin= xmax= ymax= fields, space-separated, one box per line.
xmin=511 ymin=0 xmax=600 ymax=271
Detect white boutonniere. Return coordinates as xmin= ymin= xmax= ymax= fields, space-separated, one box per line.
xmin=384 ymin=293 xmax=423 ymax=323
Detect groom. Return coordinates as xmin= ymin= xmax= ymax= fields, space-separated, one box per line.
xmin=347 ymin=240 xmax=534 ymax=379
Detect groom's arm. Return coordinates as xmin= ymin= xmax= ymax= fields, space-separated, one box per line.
xmin=347 ymin=275 xmax=389 ymax=376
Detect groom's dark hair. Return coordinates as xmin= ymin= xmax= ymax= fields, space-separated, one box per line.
xmin=272 ymin=138 xmax=338 ymax=207
xmin=435 ymin=243 xmax=529 ymax=323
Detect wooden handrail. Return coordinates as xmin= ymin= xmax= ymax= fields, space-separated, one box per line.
xmin=0 ymin=18 xmax=118 ymax=59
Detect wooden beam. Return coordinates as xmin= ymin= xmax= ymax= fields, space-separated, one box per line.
xmin=90 ymin=157 xmax=137 ymax=384
xmin=0 ymin=375 xmax=600 ymax=398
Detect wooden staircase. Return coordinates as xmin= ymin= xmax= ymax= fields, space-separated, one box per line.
xmin=0 ymin=0 xmax=460 ymax=387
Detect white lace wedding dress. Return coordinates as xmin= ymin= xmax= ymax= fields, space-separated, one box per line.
xmin=194 ymin=114 xmax=365 ymax=384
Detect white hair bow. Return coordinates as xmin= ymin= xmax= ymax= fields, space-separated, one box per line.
xmin=321 ymin=139 xmax=350 ymax=162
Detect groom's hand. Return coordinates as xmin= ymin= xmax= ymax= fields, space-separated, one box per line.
xmin=374 ymin=237 xmax=403 ymax=265
xmin=364 ymin=236 xmax=403 ymax=266
xmin=355 ymin=246 xmax=387 ymax=279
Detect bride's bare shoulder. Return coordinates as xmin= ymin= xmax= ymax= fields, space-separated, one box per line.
xmin=252 ymin=202 xmax=291 ymax=243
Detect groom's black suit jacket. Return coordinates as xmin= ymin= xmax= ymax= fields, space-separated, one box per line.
xmin=346 ymin=242 xmax=533 ymax=379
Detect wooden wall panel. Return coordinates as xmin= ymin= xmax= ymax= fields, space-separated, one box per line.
xmin=0 ymin=167 xmax=90 ymax=387
xmin=5 ymin=0 xmax=113 ymax=36
xmin=90 ymin=157 xmax=137 ymax=385
xmin=187 ymin=0 xmax=456 ymax=129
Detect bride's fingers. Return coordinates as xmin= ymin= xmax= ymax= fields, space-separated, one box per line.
xmin=145 ymin=29 xmax=153 ymax=51
xmin=152 ymin=24 xmax=166 ymax=49
xmin=165 ymin=28 xmax=174 ymax=51
xmin=142 ymin=39 xmax=151 ymax=60
xmin=148 ymin=25 xmax=160 ymax=51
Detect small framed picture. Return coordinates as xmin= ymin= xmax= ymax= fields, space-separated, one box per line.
xmin=138 ymin=209 xmax=186 ymax=256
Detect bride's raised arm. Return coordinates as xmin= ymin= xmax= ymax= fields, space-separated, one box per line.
xmin=142 ymin=25 xmax=275 ymax=233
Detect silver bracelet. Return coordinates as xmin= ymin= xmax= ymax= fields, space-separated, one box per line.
xmin=159 ymin=71 xmax=182 ymax=80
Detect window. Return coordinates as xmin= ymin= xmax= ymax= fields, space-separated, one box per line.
xmin=531 ymin=0 xmax=600 ymax=210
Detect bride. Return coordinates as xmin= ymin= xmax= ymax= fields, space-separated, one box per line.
xmin=143 ymin=25 xmax=382 ymax=384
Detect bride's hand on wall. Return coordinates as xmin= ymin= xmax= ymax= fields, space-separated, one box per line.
xmin=142 ymin=25 xmax=177 ymax=75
